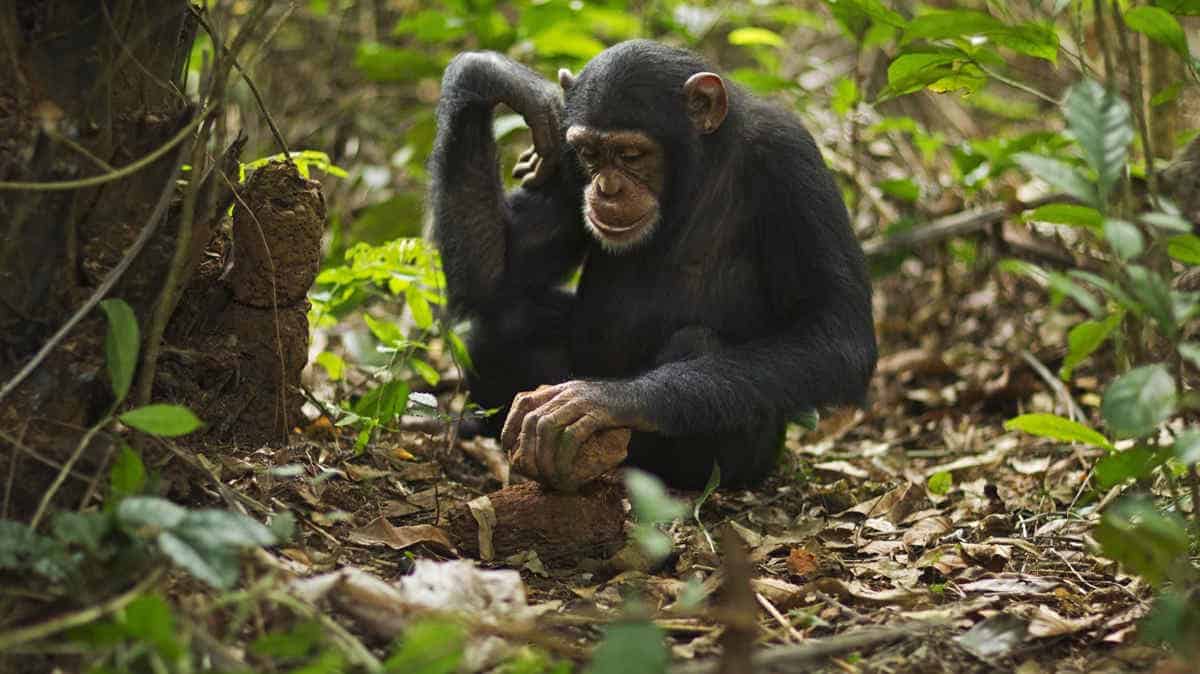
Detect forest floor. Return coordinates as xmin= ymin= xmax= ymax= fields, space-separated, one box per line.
xmin=180 ymin=258 xmax=1177 ymax=674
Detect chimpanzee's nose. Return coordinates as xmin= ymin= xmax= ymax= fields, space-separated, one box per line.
xmin=597 ymin=172 xmax=622 ymax=197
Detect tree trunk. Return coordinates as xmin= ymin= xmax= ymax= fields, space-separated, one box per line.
xmin=0 ymin=1 xmax=319 ymax=520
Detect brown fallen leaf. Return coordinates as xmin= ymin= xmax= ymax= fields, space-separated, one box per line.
xmin=750 ymin=577 xmax=805 ymax=610
xmin=348 ymin=517 xmax=456 ymax=554
xmin=786 ymin=547 xmax=819 ymax=576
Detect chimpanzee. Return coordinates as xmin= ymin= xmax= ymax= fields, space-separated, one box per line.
xmin=429 ymin=40 xmax=876 ymax=490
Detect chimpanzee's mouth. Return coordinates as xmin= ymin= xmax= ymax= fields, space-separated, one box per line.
xmin=585 ymin=207 xmax=657 ymax=238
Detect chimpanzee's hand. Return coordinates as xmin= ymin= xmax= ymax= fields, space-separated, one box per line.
xmin=504 ymin=86 xmax=563 ymax=188
xmin=501 ymin=381 xmax=649 ymax=490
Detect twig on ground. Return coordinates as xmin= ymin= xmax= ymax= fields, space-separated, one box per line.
xmin=755 ymin=593 xmax=805 ymax=644
xmin=669 ymin=625 xmax=916 ymax=674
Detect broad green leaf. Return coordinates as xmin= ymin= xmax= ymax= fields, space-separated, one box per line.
xmin=117 ymin=496 xmax=187 ymax=530
xmin=1012 ymin=153 xmax=1099 ymax=207
xmin=794 ymin=408 xmax=820 ymax=431
xmin=109 ymin=443 xmax=146 ymax=498
xmin=354 ymin=43 xmax=444 ymax=82
xmin=1061 ymin=312 xmax=1122 ymax=380
xmin=927 ymin=471 xmax=952 ymax=495
xmin=406 ymin=285 xmax=434 ymax=330
xmin=1046 ymin=270 xmax=1103 ymax=317
xmin=354 ymin=380 xmax=410 ymax=422
xmin=1126 ymin=266 xmax=1177 ymax=339
xmin=383 ymin=618 xmax=466 ymax=674
xmin=411 ymin=358 xmax=441 ymax=387
xmin=1173 ymin=429 xmax=1200 ymax=466
xmin=253 ymin=621 xmax=323 ymax=659
xmin=122 ymin=594 xmax=181 ymax=660
xmin=1142 ymin=211 xmax=1194 ymax=233
xmin=1103 ymin=218 xmax=1144 ymax=260
xmin=175 ymin=510 xmax=277 ymax=548
xmin=1068 ymin=270 xmax=1138 ymax=311
xmin=1179 ymin=342 xmax=1200 ymax=370
xmin=1093 ymin=496 xmax=1189 ymax=587
xmin=157 ymin=530 xmax=240 ymax=589
xmin=1094 ymin=446 xmax=1163 ymax=489
xmin=883 ymin=50 xmax=986 ymax=98
xmin=880 ymin=178 xmax=920 ymax=202
xmin=1101 ymin=364 xmax=1176 ymax=438
xmin=1156 ymin=0 xmax=1200 ymax=15
xmin=1124 ymin=6 xmax=1190 ymax=56
xmin=831 ymin=76 xmax=859 ymax=116
xmin=587 ymin=621 xmax=669 ymax=674
xmin=530 ymin=25 xmax=604 ymax=59
xmin=1004 ymin=413 xmax=1114 ymax=449
xmin=99 ymin=298 xmax=139 ymax=403
xmin=447 ymin=329 xmax=475 ymax=373
xmin=119 ymin=404 xmax=202 ymax=437
xmin=314 ymin=351 xmax=345 ymax=382
xmin=1167 ymin=234 xmax=1200 ymax=264
xmin=52 ymin=511 xmax=110 ymax=554
xmin=1150 ymin=82 xmax=1183 ymax=107
xmin=625 ymin=468 xmax=688 ymax=523
xmin=364 ymin=314 xmax=404 ymax=346
xmin=1026 ymin=203 xmax=1103 ymax=231
xmin=828 ymin=0 xmax=908 ymax=32
xmin=728 ymin=27 xmax=785 ymax=48
xmin=900 ymin=10 xmax=1058 ymax=61
xmin=1064 ymin=79 xmax=1133 ymax=203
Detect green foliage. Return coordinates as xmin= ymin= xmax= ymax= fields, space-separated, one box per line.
xmin=383 ymin=618 xmax=466 ymax=674
xmin=585 ymin=620 xmax=669 ymax=674
xmin=98 ymin=298 xmax=139 ymax=403
xmin=625 ymin=469 xmax=688 ymax=563
xmin=926 ymin=471 xmax=952 ymax=495
xmin=1100 ymin=365 xmax=1177 ymax=439
xmin=117 ymin=496 xmax=277 ymax=589
xmin=118 ymin=404 xmax=203 ymax=437
xmin=1003 ymin=414 xmax=1113 ymax=449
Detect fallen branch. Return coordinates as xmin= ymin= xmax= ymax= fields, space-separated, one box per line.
xmin=862 ymin=195 xmax=1065 ymax=258
xmin=669 ymin=625 xmax=918 ymax=674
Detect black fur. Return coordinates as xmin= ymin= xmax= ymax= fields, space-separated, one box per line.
xmin=430 ymin=40 xmax=877 ymax=489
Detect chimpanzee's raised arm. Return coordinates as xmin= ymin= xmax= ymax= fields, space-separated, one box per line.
xmin=428 ymin=53 xmax=586 ymax=316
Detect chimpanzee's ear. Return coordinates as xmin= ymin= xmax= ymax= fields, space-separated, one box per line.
xmin=558 ymin=68 xmax=576 ymax=91
xmin=683 ymin=72 xmax=727 ymax=135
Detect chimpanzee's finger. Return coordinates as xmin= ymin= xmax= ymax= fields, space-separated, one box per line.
xmin=520 ymin=156 xmax=547 ymax=187
xmin=501 ymin=384 xmax=560 ymax=451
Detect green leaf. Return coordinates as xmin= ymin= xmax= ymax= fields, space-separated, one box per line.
xmin=1126 ymin=266 xmax=1177 ymax=339
xmin=109 ymin=442 xmax=146 ymax=498
xmin=119 ymin=404 xmax=202 ymax=437
xmin=406 ymin=285 xmax=434 ymax=330
xmin=1012 ymin=153 xmax=1099 ymax=207
xmin=383 ymin=618 xmax=466 ymax=674
xmin=1093 ymin=496 xmax=1189 ymax=587
xmin=447 ymin=329 xmax=475 ymax=373
xmin=1026 ymin=203 xmax=1103 ymax=231
xmin=1101 ymin=364 xmax=1177 ymax=438
xmin=1142 ymin=211 xmax=1194 ymax=233
xmin=1094 ymin=446 xmax=1164 ymax=489
xmin=794 ymin=408 xmax=820 ymax=432
xmin=586 ymin=621 xmax=669 ymax=674
xmin=1004 ymin=413 xmax=1114 ymax=449
xmin=1061 ymin=313 xmax=1122 ymax=380
xmin=1179 ymin=342 xmax=1200 ymax=370
xmin=315 ymin=351 xmax=345 ymax=382
xmin=253 ymin=621 xmax=323 ymax=659
xmin=268 ymin=512 xmax=296 ymax=542
xmin=354 ymin=380 xmax=410 ymax=422
xmin=883 ymin=50 xmax=986 ymax=98
xmin=728 ymin=27 xmax=785 ymax=48
xmin=831 ymin=76 xmax=859 ymax=116
xmin=354 ymin=43 xmax=444 ymax=82
xmin=1124 ymin=6 xmax=1190 ymax=56
xmin=52 ymin=511 xmax=110 ymax=554
xmin=927 ymin=471 xmax=952 ymax=495
xmin=900 ymin=10 xmax=1058 ymax=61
xmin=121 ymin=594 xmax=180 ymax=661
xmin=1167 ymin=234 xmax=1200 ymax=264
xmin=1103 ymin=218 xmax=1144 ymax=260
xmin=117 ymin=496 xmax=187 ymax=530
xmin=1064 ymin=79 xmax=1133 ymax=203
xmin=1172 ymin=429 xmax=1200 ymax=466
xmin=99 ymin=298 xmax=139 ymax=403
xmin=625 ymin=469 xmax=688 ymax=524
xmin=410 ymin=358 xmax=441 ymax=387
xmin=364 ymin=314 xmax=405 ymax=346
xmin=157 ymin=530 xmax=240 ymax=589
xmin=880 ymin=178 xmax=920 ymax=202
xmin=175 ymin=510 xmax=277 ymax=548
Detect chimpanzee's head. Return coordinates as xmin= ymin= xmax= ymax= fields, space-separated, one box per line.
xmin=561 ymin=41 xmax=729 ymax=252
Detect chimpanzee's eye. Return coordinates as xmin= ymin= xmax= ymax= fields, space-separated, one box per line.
xmin=620 ymin=149 xmax=643 ymax=162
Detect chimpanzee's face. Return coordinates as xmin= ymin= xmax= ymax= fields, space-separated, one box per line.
xmin=566 ymin=125 xmax=665 ymax=253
